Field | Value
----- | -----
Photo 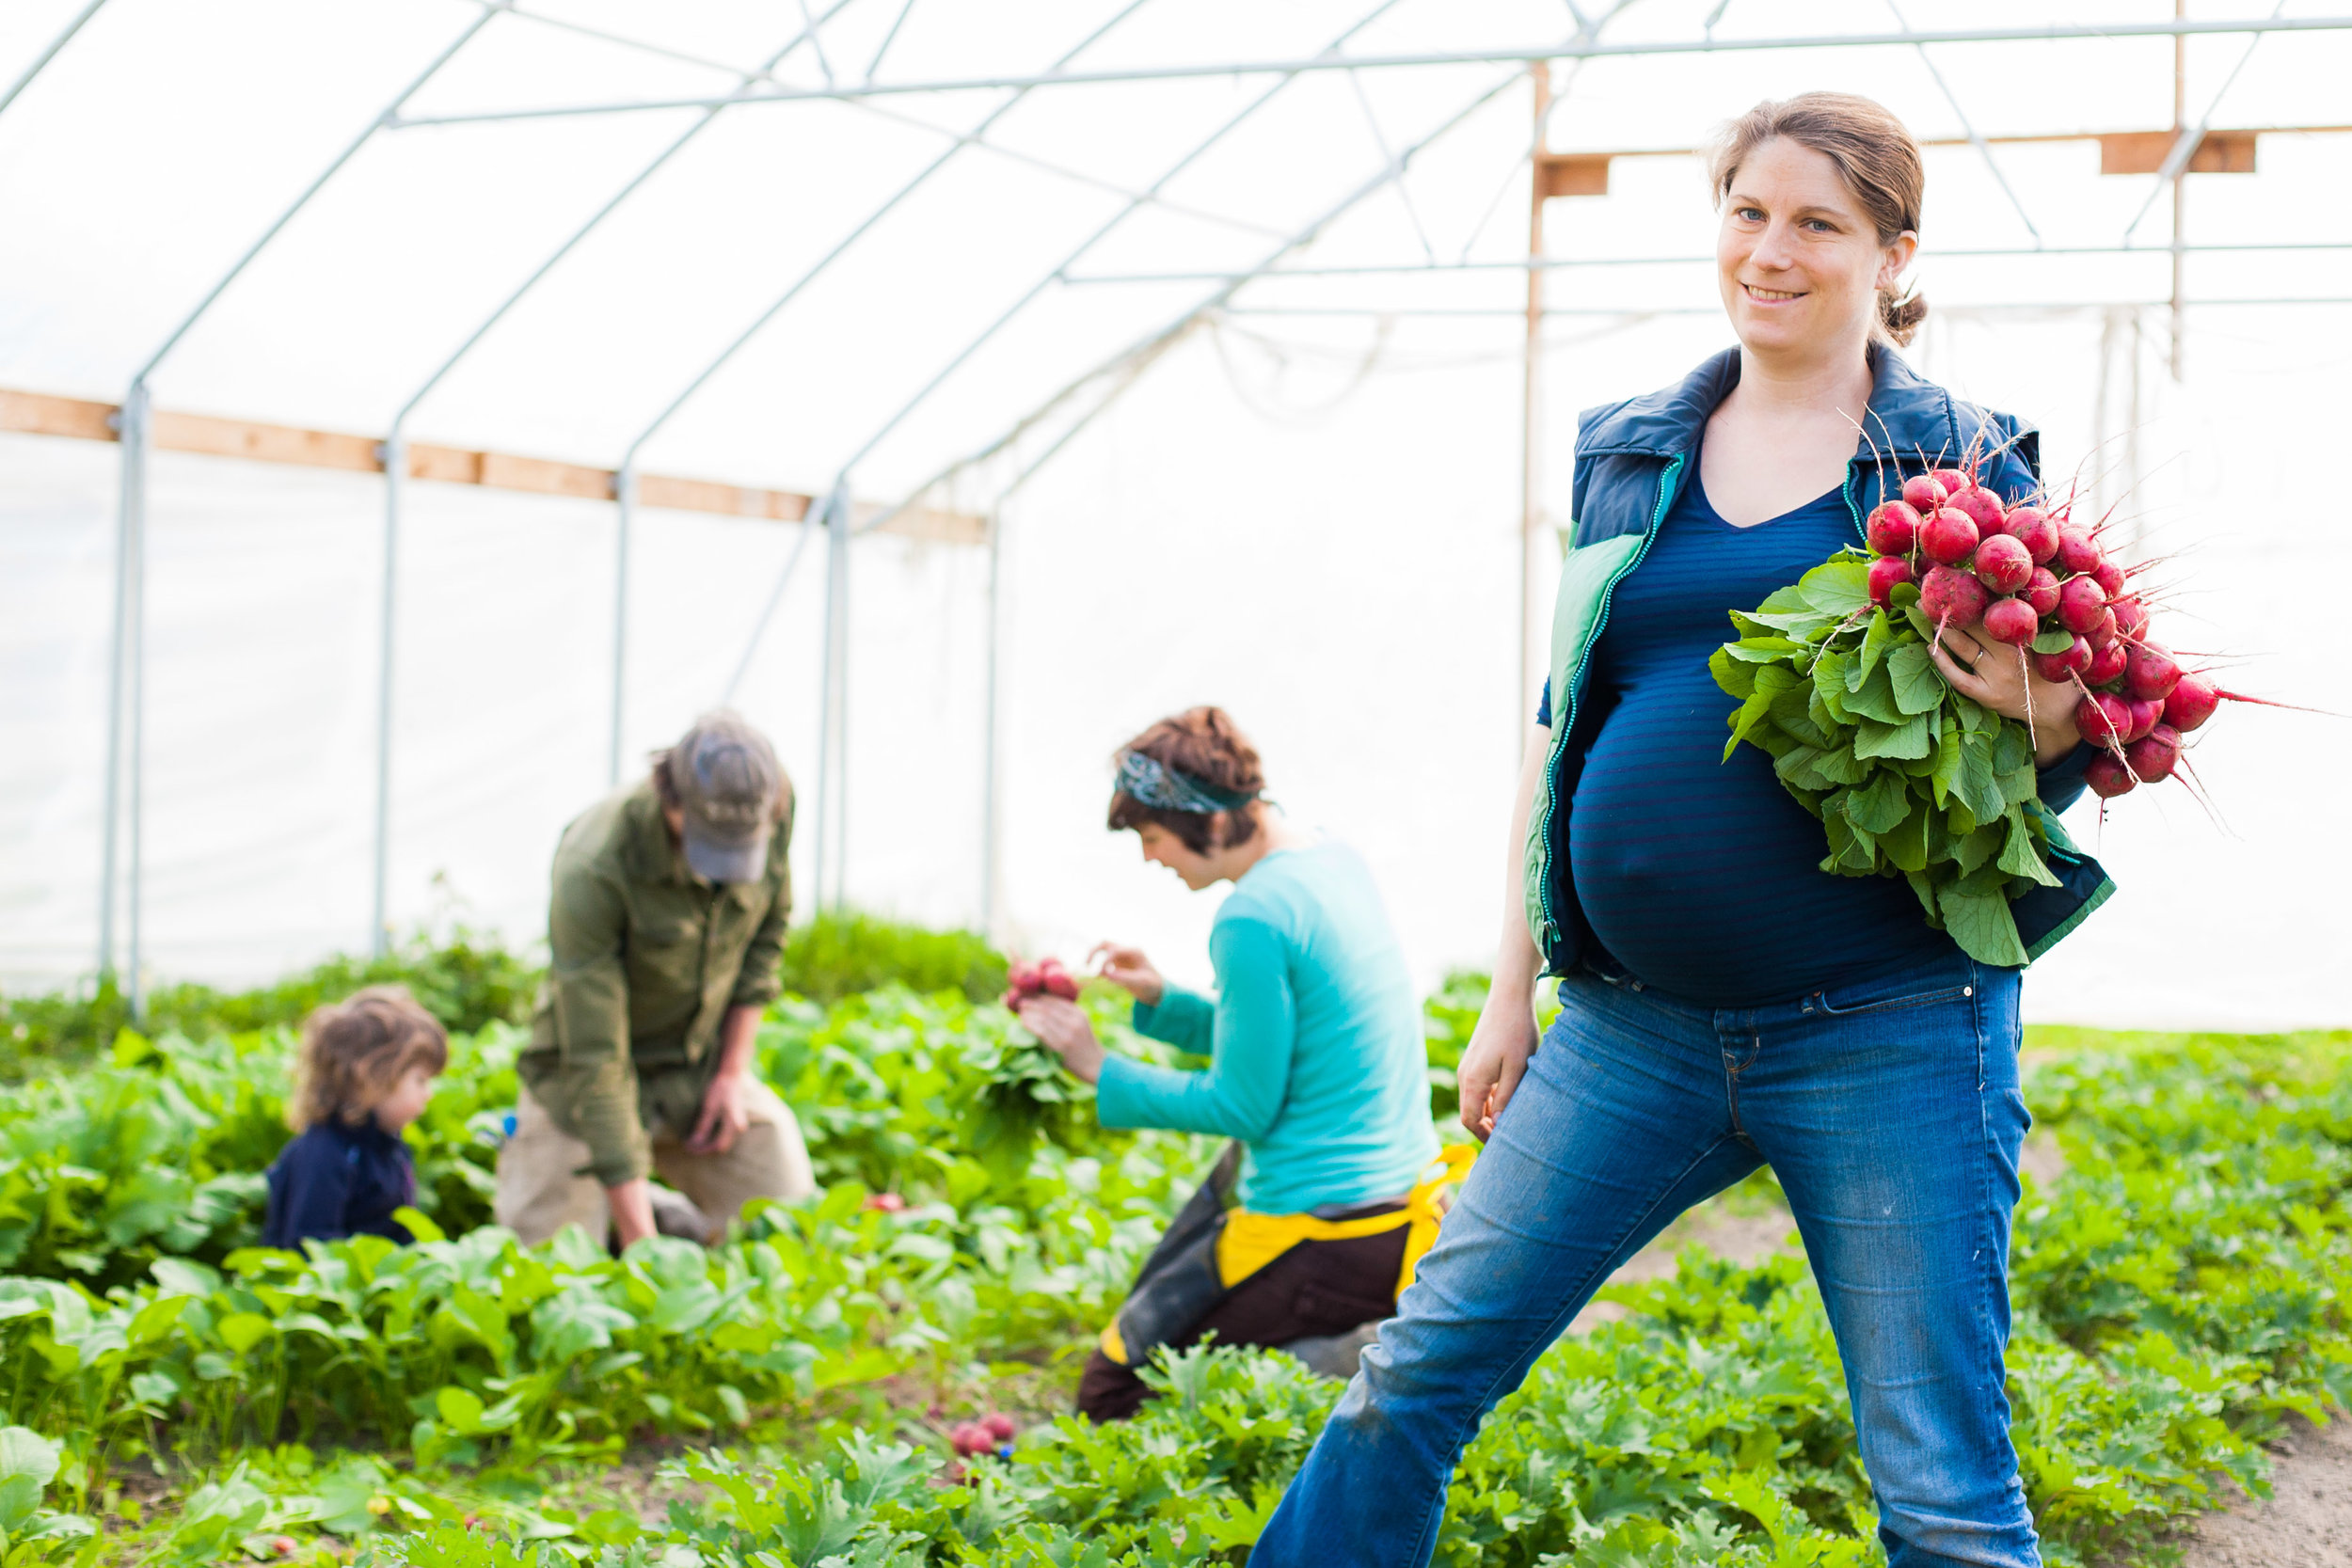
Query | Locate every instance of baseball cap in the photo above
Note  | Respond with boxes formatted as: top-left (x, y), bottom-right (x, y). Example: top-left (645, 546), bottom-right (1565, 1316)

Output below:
top-left (668, 712), bottom-right (784, 883)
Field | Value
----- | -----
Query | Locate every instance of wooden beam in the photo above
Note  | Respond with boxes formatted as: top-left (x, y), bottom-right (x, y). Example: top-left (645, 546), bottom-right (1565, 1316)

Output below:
top-left (0, 385), bottom-right (982, 542)
top-left (476, 449), bottom-right (614, 501)
top-left (851, 499), bottom-right (989, 546)
top-left (1535, 151), bottom-right (1610, 198)
top-left (638, 472), bottom-right (812, 522)
top-left (1581, 121), bottom-right (2343, 161)
top-left (405, 442), bottom-right (477, 484)
top-left (0, 388), bottom-right (117, 442)
top-left (153, 408), bottom-right (382, 471)
top-left (2099, 129), bottom-right (2258, 175)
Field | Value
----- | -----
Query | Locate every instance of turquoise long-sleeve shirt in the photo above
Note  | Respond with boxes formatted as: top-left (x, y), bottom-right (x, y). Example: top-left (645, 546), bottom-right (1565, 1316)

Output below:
top-left (1094, 839), bottom-right (1439, 1215)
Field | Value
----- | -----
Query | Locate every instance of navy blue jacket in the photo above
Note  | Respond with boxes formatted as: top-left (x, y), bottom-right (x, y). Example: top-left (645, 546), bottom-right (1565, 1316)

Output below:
top-left (262, 1117), bottom-right (419, 1250)
top-left (1525, 345), bottom-right (2115, 977)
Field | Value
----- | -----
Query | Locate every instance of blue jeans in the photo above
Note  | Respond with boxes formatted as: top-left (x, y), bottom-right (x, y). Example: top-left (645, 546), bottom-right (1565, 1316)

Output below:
top-left (1250, 951), bottom-right (2037, 1568)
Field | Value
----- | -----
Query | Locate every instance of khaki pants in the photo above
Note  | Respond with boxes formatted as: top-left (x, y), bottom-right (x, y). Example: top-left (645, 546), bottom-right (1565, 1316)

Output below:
top-left (494, 1080), bottom-right (814, 1247)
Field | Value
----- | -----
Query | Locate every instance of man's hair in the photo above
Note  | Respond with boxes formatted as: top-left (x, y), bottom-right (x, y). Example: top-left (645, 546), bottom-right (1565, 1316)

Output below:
top-left (288, 986), bottom-right (450, 1132)
top-left (1106, 705), bottom-right (1266, 856)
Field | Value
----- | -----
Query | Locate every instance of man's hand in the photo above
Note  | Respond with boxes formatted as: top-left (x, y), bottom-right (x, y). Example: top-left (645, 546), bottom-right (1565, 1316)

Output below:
top-left (684, 1002), bottom-right (766, 1156)
top-left (608, 1177), bottom-right (657, 1249)
top-left (1017, 995), bottom-right (1106, 1084)
top-left (687, 1068), bottom-right (755, 1155)
top-left (1457, 987), bottom-right (1541, 1143)
top-left (1089, 942), bottom-right (1165, 1006)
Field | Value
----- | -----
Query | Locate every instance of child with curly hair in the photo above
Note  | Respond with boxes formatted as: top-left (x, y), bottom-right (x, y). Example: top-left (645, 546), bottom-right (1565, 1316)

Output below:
top-left (262, 985), bottom-right (448, 1250)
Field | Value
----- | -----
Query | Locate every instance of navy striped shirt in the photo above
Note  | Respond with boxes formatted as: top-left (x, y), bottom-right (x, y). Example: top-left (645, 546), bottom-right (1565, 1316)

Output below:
top-left (1538, 474), bottom-right (1954, 1007)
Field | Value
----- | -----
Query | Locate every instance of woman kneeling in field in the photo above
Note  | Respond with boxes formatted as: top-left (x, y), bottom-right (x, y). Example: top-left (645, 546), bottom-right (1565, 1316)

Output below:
top-left (1013, 706), bottom-right (1460, 1422)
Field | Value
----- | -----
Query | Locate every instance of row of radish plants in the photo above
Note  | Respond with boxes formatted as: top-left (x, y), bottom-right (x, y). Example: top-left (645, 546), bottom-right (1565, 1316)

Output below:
top-left (0, 951), bottom-right (2344, 1566)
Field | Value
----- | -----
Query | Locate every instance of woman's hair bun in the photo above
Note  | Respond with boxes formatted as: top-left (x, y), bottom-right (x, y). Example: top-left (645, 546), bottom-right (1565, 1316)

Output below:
top-left (1880, 289), bottom-right (1929, 347)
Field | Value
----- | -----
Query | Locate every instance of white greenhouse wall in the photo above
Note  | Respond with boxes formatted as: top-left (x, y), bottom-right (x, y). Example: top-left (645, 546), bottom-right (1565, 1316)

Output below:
top-left (8, 307), bottom-right (2346, 1030)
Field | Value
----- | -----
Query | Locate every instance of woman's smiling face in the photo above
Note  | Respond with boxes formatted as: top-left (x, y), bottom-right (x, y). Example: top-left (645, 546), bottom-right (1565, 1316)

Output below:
top-left (1716, 135), bottom-right (1913, 359)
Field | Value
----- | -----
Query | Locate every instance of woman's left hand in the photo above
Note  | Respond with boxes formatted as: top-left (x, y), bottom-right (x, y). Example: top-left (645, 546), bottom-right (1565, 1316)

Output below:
top-left (1928, 625), bottom-right (2083, 767)
top-left (1016, 995), bottom-right (1105, 1085)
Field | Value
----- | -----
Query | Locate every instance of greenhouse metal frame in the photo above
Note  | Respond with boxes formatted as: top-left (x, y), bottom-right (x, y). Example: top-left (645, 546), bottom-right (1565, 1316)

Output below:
top-left (4, 0), bottom-right (2347, 1009)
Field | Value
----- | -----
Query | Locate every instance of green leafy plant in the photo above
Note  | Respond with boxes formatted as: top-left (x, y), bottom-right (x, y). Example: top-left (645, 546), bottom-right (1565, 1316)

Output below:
top-left (779, 911), bottom-right (1009, 1005)
top-left (0, 1023), bottom-right (520, 1290)
top-left (1711, 550), bottom-right (2070, 964)
top-left (1, 928), bottom-right (539, 1083)
top-left (0, 1427), bottom-right (94, 1566)
top-left (0, 927), bottom-right (2343, 1568)
top-left (1422, 973), bottom-right (1559, 1124)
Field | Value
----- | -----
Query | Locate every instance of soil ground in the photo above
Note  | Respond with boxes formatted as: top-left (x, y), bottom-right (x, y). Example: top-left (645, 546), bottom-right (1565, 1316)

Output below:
top-left (2172, 1415), bottom-right (2352, 1568)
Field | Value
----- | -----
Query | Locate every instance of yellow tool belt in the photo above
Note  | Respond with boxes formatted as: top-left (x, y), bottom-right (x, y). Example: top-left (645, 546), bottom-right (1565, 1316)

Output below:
top-left (1214, 1143), bottom-right (1476, 1295)
top-left (1099, 1145), bottom-right (1475, 1369)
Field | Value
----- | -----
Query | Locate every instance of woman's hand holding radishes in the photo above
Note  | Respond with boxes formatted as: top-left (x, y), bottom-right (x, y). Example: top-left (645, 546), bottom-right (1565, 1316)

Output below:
top-left (1006, 957), bottom-right (1104, 1084)
top-left (1859, 464), bottom-right (2239, 798)
top-left (1003, 956), bottom-right (1082, 1008)
top-left (1711, 456), bottom-right (2248, 968)
top-left (1003, 946), bottom-right (1168, 1088)
top-left (1924, 620), bottom-right (2082, 765)
top-left (958, 957), bottom-right (1100, 1167)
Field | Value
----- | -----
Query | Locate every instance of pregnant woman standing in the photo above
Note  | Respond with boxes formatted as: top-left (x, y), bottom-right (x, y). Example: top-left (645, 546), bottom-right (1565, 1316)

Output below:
top-left (1251, 94), bottom-right (2112, 1568)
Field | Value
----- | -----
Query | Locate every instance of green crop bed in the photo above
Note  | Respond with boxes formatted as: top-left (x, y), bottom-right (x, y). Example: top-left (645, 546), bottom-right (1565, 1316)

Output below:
top-left (0, 937), bottom-right (2344, 1567)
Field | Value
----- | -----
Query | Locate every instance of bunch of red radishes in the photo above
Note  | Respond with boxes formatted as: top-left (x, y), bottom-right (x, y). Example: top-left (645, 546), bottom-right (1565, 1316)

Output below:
top-left (1003, 958), bottom-right (1080, 1009)
top-left (1864, 466), bottom-right (2226, 800)
top-left (950, 1412), bottom-right (1018, 1459)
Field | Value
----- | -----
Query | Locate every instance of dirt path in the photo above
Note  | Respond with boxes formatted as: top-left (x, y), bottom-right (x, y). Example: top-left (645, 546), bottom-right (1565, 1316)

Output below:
top-left (1564, 1202), bottom-right (1794, 1334)
top-left (2175, 1414), bottom-right (2352, 1568)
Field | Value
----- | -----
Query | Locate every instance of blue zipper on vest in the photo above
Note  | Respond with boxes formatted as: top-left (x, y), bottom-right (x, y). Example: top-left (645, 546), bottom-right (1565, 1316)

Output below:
top-left (1534, 451), bottom-right (1686, 966)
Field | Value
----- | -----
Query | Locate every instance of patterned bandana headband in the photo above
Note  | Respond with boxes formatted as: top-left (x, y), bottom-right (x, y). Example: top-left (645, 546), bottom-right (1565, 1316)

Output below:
top-left (1115, 750), bottom-right (1261, 816)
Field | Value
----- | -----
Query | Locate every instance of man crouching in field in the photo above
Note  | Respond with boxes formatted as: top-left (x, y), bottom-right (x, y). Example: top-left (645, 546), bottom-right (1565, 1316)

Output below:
top-left (495, 712), bottom-right (814, 1249)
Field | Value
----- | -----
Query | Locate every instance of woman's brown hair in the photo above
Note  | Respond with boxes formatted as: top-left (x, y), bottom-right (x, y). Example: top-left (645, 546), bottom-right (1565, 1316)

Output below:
top-left (1709, 92), bottom-right (1928, 346)
top-left (1106, 706), bottom-right (1267, 857)
top-left (288, 986), bottom-right (449, 1132)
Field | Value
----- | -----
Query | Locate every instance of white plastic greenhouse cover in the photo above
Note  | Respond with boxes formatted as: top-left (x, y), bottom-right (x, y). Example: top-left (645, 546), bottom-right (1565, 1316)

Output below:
top-left (3, 0), bottom-right (2348, 1029)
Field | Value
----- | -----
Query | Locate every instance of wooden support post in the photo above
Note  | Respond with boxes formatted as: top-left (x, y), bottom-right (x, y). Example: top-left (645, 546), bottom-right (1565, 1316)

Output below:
top-left (611, 467), bottom-right (635, 788)
top-left (1519, 62), bottom-right (1551, 749)
top-left (2172, 0), bottom-right (2187, 381)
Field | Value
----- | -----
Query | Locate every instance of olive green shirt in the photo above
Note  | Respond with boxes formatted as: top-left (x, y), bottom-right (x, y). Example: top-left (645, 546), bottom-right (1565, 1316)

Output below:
top-left (520, 779), bottom-right (793, 1187)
